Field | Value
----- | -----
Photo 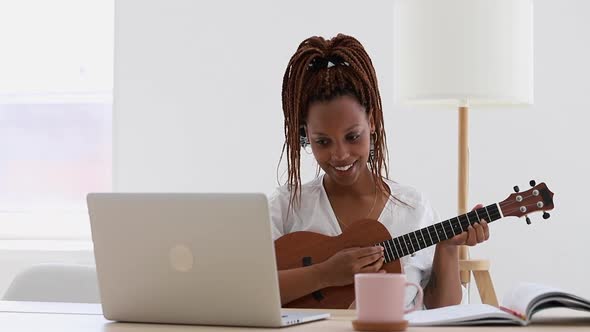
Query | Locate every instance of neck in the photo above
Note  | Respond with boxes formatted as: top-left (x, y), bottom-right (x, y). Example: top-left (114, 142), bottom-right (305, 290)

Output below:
top-left (323, 164), bottom-right (376, 197)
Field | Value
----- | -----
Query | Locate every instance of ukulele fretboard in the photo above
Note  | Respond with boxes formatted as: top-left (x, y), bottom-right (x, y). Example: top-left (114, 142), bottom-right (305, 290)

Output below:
top-left (378, 203), bottom-right (502, 263)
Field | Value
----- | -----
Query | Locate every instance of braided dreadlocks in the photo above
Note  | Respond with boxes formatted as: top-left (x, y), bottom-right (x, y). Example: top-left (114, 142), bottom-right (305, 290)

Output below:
top-left (280, 34), bottom-right (390, 208)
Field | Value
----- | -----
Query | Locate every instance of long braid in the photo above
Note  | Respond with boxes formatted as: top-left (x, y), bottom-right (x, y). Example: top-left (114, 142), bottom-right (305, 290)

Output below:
top-left (280, 34), bottom-right (391, 209)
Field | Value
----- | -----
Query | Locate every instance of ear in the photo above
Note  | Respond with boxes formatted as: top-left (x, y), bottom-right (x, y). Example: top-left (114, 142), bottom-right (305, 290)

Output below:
top-left (299, 124), bottom-right (307, 138)
top-left (368, 111), bottom-right (375, 133)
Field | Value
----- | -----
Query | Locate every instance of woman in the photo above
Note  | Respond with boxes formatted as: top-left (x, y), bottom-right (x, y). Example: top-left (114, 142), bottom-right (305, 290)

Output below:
top-left (270, 34), bottom-right (489, 309)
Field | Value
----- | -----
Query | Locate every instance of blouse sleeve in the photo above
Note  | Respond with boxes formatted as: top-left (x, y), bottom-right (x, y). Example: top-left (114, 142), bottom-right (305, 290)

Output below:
top-left (403, 195), bottom-right (468, 309)
top-left (268, 187), bottom-right (287, 241)
top-left (402, 194), bottom-right (439, 309)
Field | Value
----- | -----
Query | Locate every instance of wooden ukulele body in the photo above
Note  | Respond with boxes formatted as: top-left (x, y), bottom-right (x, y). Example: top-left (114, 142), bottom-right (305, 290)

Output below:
top-left (274, 219), bottom-right (401, 309)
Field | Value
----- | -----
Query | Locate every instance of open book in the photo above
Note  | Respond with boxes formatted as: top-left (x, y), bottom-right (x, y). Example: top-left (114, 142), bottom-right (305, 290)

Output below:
top-left (406, 282), bottom-right (590, 326)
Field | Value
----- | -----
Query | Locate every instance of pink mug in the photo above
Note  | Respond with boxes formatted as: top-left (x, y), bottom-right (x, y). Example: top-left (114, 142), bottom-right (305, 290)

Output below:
top-left (354, 273), bottom-right (423, 322)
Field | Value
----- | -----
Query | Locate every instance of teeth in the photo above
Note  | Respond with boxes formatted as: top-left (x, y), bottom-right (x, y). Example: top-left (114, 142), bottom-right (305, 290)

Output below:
top-left (335, 163), bottom-right (354, 171)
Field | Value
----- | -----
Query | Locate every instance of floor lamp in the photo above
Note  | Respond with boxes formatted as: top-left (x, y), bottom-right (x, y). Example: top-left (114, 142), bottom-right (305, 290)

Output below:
top-left (393, 0), bottom-right (534, 306)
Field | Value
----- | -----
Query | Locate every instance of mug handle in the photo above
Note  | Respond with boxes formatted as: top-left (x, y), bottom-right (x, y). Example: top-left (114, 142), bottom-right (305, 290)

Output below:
top-left (403, 282), bottom-right (423, 314)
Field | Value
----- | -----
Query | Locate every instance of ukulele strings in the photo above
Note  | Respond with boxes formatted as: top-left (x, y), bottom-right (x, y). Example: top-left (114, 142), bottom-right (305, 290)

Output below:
top-left (379, 191), bottom-right (545, 258)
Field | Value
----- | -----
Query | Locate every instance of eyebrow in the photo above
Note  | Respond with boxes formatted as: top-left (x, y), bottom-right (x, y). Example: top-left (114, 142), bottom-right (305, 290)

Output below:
top-left (312, 124), bottom-right (361, 136)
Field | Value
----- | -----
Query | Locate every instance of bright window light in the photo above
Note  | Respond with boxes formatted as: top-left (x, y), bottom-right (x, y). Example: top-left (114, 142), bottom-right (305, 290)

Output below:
top-left (0, 0), bottom-right (113, 240)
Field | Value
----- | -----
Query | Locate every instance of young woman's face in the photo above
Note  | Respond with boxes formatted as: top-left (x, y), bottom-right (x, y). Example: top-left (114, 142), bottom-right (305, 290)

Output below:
top-left (305, 95), bottom-right (374, 187)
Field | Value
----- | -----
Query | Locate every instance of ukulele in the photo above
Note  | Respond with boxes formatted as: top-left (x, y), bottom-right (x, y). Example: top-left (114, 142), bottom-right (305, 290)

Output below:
top-left (274, 181), bottom-right (554, 309)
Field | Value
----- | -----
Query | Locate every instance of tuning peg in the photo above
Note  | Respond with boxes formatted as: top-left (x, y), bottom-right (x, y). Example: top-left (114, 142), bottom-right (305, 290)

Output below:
top-left (525, 216), bottom-right (531, 225)
top-left (543, 212), bottom-right (550, 219)
top-left (513, 186), bottom-right (520, 193)
top-left (530, 180), bottom-right (536, 187)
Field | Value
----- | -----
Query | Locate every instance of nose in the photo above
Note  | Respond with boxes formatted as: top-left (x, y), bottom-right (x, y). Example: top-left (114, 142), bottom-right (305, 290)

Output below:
top-left (331, 141), bottom-right (350, 162)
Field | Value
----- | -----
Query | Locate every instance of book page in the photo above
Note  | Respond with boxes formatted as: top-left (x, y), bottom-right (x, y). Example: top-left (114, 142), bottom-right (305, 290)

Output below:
top-left (501, 282), bottom-right (590, 319)
top-left (406, 304), bottom-right (523, 326)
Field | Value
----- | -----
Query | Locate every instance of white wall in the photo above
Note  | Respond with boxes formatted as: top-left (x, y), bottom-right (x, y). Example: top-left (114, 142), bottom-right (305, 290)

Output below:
top-left (114, 0), bottom-right (590, 303)
top-left (113, 0), bottom-right (396, 193)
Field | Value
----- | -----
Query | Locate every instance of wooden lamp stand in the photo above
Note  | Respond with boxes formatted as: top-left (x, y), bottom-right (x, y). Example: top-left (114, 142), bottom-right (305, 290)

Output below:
top-left (458, 105), bottom-right (499, 307)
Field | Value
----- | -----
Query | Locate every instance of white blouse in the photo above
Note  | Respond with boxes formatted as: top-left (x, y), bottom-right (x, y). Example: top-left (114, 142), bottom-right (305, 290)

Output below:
top-left (269, 174), bottom-right (441, 309)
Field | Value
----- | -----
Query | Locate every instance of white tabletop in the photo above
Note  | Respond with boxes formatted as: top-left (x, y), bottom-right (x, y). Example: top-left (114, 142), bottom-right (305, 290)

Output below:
top-left (1, 301), bottom-right (589, 332)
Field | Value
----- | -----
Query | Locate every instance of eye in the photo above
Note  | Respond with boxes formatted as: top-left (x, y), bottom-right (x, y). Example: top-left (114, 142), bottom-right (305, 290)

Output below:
top-left (347, 134), bottom-right (361, 142)
top-left (315, 138), bottom-right (330, 146)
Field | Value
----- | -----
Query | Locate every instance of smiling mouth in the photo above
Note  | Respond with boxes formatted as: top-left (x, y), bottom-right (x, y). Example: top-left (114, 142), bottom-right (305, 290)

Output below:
top-left (333, 161), bottom-right (356, 172)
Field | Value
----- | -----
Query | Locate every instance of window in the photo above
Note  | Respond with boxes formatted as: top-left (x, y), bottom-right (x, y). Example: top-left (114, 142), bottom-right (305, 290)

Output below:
top-left (0, 0), bottom-right (113, 239)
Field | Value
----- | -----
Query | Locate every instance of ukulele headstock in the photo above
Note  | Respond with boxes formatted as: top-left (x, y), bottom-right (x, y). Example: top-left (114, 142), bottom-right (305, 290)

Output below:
top-left (500, 180), bottom-right (554, 223)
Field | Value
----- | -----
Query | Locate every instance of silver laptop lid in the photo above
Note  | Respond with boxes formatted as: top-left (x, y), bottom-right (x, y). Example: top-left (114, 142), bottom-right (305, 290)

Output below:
top-left (88, 193), bottom-right (284, 327)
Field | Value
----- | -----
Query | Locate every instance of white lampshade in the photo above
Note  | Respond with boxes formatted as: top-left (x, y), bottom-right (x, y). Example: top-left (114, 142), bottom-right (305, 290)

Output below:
top-left (394, 0), bottom-right (533, 105)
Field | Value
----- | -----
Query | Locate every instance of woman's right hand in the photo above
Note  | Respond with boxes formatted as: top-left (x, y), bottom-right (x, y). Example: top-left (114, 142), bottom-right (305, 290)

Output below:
top-left (317, 246), bottom-right (385, 287)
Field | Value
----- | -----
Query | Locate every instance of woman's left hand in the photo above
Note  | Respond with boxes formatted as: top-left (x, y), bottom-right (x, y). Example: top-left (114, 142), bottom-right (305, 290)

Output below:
top-left (442, 204), bottom-right (490, 246)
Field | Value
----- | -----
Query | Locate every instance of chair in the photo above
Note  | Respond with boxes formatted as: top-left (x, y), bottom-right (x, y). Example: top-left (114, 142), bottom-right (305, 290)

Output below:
top-left (2, 263), bottom-right (100, 303)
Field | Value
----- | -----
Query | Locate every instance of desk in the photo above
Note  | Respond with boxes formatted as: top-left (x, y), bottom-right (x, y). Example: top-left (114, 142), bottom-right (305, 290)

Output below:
top-left (0, 301), bottom-right (589, 331)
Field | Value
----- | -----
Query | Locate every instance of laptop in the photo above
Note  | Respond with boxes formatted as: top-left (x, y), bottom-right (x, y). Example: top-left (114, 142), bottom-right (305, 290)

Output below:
top-left (87, 193), bottom-right (329, 327)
